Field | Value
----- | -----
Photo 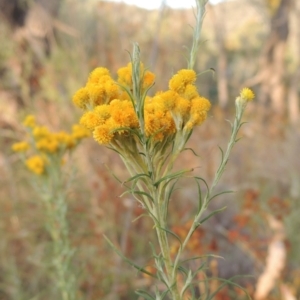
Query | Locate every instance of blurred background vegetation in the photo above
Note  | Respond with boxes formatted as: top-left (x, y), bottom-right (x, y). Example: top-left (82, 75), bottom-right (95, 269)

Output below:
top-left (0, 0), bottom-right (300, 299)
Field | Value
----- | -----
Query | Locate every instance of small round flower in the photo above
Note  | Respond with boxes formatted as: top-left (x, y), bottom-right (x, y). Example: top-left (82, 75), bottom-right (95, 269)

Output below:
top-left (23, 115), bottom-right (36, 128)
top-left (87, 84), bottom-right (105, 106)
top-left (158, 90), bottom-right (178, 110)
top-left (144, 100), bottom-right (175, 141)
top-left (110, 99), bottom-right (139, 129)
top-left (25, 155), bottom-right (46, 175)
top-left (36, 136), bottom-right (59, 153)
top-left (80, 111), bottom-right (103, 131)
top-left (174, 96), bottom-right (190, 117)
top-left (94, 105), bottom-right (111, 121)
top-left (93, 123), bottom-right (114, 144)
top-left (183, 84), bottom-right (199, 100)
top-left (190, 97), bottom-right (211, 114)
top-left (104, 80), bottom-right (120, 102)
top-left (169, 69), bottom-right (197, 93)
top-left (72, 87), bottom-right (90, 109)
top-left (184, 97), bottom-right (211, 129)
top-left (144, 110), bottom-right (164, 141)
top-left (87, 67), bottom-right (110, 84)
top-left (12, 141), bottom-right (30, 152)
top-left (117, 64), bottom-right (133, 87)
top-left (240, 88), bottom-right (255, 102)
top-left (33, 126), bottom-right (50, 139)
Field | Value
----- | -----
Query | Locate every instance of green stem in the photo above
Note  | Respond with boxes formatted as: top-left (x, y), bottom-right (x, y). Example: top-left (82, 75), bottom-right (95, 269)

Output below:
top-left (188, 0), bottom-right (208, 70)
top-left (153, 189), bottom-right (181, 300)
top-left (41, 160), bottom-right (77, 300)
top-left (173, 105), bottom-right (246, 282)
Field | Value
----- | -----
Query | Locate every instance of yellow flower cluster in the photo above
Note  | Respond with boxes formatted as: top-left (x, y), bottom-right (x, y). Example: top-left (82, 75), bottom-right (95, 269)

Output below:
top-left (73, 63), bottom-right (211, 145)
top-left (72, 67), bottom-right (121, 110)
top-left (240, 88), bottom-right (255, 102)
top-left (25, 155), bottom-right (45, 175)
top-left (12, 115), bottom-right (90, 175)
top-left (235, 87), bottom-right (255, 111)
top-left (12, 141), bottom-right (30, 152)
top-left (155, 69), bottom-right (211, 132)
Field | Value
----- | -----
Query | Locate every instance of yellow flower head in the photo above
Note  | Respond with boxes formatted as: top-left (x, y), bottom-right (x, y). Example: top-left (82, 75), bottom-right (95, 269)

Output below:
top-left (86, 74), bottom-right (119, 106)
top-left (80, 111), bottom-right (103, 131)
top-left (144, 113), bottom-right (164, 141)
top-left (240, 88), bottom-right (255, 102)
top-left (190, 97), bottom-right (211, 114)
top-left (183, 84), bottom-right (199, 100)
top-left (118, 62), bottom-right (153, 91)
top-left (36, 136), bottom-right (59, 153)
top-left (33, 126), bottom-right (50, 139)
top-left (12, 141), bottom-right (30, 152)
top-left (158, 90), bottom-right (179, 110)
top-left (94, 104), bottom-right (111, 121)
top-left (110, 99), bottom-right (139, 129)
top-left (72, 87), bottom-right (90, 110)
top-left (87, 67), bottom-right (110, 85)
top-left (117, 63), bottom-right (133, 87)
top-left (142, 70), bottom-right (155, 90)
top-left (23, 115), bottom-right (36, 128)
top-left (144, 100), bottom-right (175, 141)
top-left (184, 97), bottom-right (211, 130)
top-left (25, 155), bottom-right (46, 175)
top-left (169, 69), bottom-right (197, 93)
top-left (87, 84), bottom-right (105, 106)
top-left (174, 96), bottom-right (190, 117)
top-left (156, 91), bottom-right (191, 131)
top-left (55, 132), bottom-right (75, 149)
top-left (104, 80), bottom-right (119, 100)
top-left (93, 123), bottom-right (115, 144)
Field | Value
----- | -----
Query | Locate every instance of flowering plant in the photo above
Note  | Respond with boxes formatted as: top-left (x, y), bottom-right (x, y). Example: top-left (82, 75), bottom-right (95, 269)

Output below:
top-left (71, 0), bottom-right (254, 296)
top-left (12, 116), bottom-right (89, 300)
top-left (73, 57), bottom-right (253, 298)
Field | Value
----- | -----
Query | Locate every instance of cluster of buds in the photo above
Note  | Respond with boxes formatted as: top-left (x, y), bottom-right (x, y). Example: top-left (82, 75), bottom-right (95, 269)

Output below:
top-left (72, 62), bottom-right (211, 151)
top-left (12, 115), bottom-right (90, 175)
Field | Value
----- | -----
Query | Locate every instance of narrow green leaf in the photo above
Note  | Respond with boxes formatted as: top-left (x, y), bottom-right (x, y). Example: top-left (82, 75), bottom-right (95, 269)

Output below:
top-left (182, 147), bottom-right (201, 157)
top-left (106, 146), bottom-right (122, 155)
top-left (149, 242), bottom-right (159, 258)
top-left (180, 254), bottom-right (223, 264)
top-left (178, 265), bottom-right (189, 277)
top-left (180, 270), bottom-right (194, 297)
top-left (132, 213), bottom-right (151, 223)
top-left (124, 172), bottom-right (150, 183)
top-left (206, 275), bottom-right (253, 300)
top-left (135, 290), bottom-right (155, 300)
top-left (164, 178), bottom-right (180, 219)
top-left (194, 176), bottom-right (209, 193)
top-left (198, 206), bottom-right (227, 224)
top-left (209, 190), bottom-right (234, 202)
top-left (132, 190), bottom-right (154, 202)
top-left (157, 226), bottom-right (182, 247)
top-left (195, 178), bottom-right (203, 214)
top-left (218, 146), bottom-right (224, 164)
top-left (154, 169), bottom-right (193, 187)
top-left (160, 288), bottom-right (171, 299)
top-left (103, 235), bottom-right (157, 279)
top-left (235, 137), bottom-right (243, 143)
top-left (103, 163), bottom-right (123, 184)
top-left (165, 179), bottom-right (179, 201)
